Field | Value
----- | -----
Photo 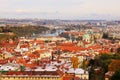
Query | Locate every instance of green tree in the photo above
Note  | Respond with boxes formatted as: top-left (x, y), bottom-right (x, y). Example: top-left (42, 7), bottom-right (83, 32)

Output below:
top-left (102, 33), bottom-right (109, 39)
top-left (117, 47), bottom-right (120, 54)
top-left (10, 26), bottom-right (49, 37)
top-left (20, 65), bottom-right (25, 71)
top-left (89, 54), bottom-right (120, 80)
top-left (97, 54), bottom-right (112, 73)
top-left (76, 36), bottom-right (82, 41)
top-left (111, 70), bottom-right (120, 80)
top-left (89, 66), bottom-right (95, 80)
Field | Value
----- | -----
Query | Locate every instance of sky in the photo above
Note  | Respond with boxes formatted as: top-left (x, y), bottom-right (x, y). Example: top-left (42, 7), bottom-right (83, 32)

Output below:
top-left (0, 0), bottom-right (120, 20)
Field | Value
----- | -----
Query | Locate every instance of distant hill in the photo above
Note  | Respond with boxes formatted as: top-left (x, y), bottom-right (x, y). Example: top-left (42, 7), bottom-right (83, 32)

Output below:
top-left (0, 25), bottom-right (50, 37)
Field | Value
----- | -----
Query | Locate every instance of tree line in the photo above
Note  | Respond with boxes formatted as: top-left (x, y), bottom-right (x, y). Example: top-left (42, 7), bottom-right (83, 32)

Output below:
top-left (0, 26), bottom-right (49, 41)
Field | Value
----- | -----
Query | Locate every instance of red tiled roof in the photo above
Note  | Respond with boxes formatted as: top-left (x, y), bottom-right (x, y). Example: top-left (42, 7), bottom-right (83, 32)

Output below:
top-left (57, 46), bottom-right (86, 52)
top-left (35, 50), bottom-right (49, 53)
top-left (35, 40), bottom-right (44, 44)
top-left (16, 58), bottom-right (26, 64)
top-left (20, 44), bottom-right (29, 48)
top-left (88, 45), bottom-right (102, 50)
top-left (24, 62), bottom-right (37, 68)
top-left (0, 41), bottom-right (18, 47)
top-left (0, 59), bottom-right (8, 64)
top-left (27, 53), bottom-right (39, 59)
top-left (62, 75), bottom-right (80, 80)
top-left (59, 42), bottom-right (76, 46)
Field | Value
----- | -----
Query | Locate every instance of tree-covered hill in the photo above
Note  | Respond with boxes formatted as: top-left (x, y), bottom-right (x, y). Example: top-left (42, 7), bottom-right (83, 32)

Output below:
top-left (0, 26), bottom-right (49, 37)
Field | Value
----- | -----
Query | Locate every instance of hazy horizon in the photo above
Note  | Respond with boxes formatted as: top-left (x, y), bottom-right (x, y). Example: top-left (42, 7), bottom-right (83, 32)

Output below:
top-left (0, 0), bottom-right (120, 20)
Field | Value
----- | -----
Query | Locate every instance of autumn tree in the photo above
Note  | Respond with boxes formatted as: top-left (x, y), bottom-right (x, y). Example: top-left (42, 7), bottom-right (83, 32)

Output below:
top-left (0, 28), bottom-right (2, 32)
top-left (71, 56), bottom-right (79, 68)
